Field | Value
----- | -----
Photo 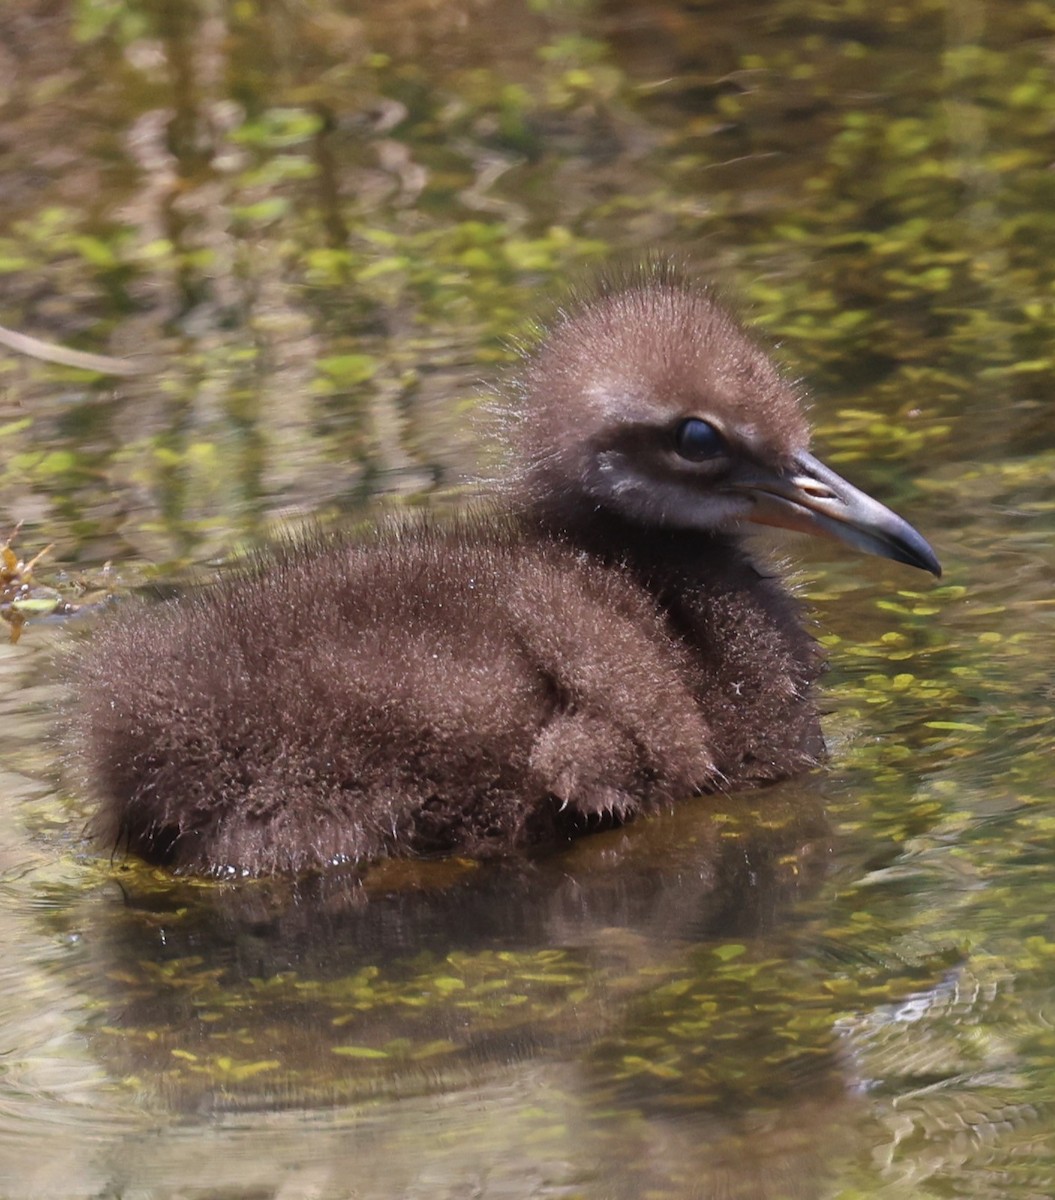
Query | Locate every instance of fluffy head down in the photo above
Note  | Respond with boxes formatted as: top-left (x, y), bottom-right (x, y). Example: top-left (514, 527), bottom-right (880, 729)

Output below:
top-left (507, 269), bottom-right (809, 529)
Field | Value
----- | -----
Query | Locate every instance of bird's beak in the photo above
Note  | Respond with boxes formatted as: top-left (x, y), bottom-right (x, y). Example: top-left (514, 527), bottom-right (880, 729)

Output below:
top-left (727, 450), bottom-right (941, 576)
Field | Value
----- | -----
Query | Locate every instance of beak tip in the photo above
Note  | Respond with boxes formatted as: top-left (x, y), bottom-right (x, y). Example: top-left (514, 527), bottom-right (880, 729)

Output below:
top-left (891, 540), bottom-right (941, 579)
top-left (904, 535), bottom-right (942, 579)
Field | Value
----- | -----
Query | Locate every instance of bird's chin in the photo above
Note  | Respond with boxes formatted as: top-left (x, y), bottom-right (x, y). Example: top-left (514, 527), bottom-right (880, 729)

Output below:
top-left (603, 481), bottom-right (755, 534)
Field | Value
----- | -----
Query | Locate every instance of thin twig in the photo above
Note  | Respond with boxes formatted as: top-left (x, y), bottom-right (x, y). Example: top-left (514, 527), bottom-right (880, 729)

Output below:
top-left (0, 322), bottom-right (150, 376)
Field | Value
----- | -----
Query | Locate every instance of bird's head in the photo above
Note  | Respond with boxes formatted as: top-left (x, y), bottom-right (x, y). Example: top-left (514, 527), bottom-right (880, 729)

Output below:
top-left (510, 273), bottom-right (939, 576)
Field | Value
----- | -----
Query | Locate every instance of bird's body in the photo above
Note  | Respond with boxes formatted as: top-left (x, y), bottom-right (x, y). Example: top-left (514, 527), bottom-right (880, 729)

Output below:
top-left (75, 272), bottom-right (938, 876)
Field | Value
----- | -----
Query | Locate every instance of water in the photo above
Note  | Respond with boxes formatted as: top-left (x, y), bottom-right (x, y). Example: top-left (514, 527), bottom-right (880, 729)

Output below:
top-left (1, 1), bottom-right (1054, 1196)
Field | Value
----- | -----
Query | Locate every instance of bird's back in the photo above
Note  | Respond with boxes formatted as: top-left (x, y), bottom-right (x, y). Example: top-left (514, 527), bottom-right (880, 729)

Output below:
top-left (79, 515), bottom-right (784, 874)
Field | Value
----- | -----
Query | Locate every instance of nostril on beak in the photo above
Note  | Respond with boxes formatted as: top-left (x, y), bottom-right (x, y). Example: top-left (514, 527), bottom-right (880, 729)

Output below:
top-left (793, 477), bottom-right (838, 502)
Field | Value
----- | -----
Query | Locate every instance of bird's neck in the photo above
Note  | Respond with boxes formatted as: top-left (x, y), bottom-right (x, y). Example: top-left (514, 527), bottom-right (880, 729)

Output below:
top-left (518, 494), bottom-right (759, 595)
top-left (513, 493), bottom-right (824, 757)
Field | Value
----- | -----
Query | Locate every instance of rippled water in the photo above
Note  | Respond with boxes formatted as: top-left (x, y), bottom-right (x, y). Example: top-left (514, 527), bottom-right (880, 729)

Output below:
top-left (1, 1), bottom-right (1054, 1197)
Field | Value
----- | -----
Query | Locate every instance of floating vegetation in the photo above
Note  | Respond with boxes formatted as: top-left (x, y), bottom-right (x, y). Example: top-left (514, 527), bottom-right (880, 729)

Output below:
top-left (0, 525), bottom-right (77, 643)
top-left (90, 942), bottom-right (602, 1110)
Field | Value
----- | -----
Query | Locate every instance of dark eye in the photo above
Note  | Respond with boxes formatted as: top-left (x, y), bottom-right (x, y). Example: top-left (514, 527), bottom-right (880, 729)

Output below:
top-left (674, 418), bottom-right (725, 462)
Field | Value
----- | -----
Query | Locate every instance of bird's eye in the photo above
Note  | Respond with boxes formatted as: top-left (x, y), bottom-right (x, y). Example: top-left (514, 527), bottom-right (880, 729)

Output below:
top-left (674, 418), bottom-right (726, 463)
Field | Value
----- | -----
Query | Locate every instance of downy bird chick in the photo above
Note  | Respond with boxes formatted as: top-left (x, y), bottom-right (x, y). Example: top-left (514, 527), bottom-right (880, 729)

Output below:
top-left (75, 271), bottom-right (939, 876)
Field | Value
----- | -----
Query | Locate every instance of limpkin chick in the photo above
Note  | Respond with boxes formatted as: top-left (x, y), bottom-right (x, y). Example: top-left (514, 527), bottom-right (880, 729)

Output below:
top-left (75, 273), bottom-right (940, 876)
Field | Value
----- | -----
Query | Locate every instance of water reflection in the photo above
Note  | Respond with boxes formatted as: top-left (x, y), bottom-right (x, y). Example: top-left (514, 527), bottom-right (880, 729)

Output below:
top-left (63, 787), bottom-right (827, 1108)
top-left (29, 778), bottom-right (871, 1199)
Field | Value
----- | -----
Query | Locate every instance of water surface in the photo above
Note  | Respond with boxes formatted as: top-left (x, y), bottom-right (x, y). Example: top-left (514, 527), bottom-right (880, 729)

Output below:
top-left (1, 1), bottom-right (1054, 1197)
